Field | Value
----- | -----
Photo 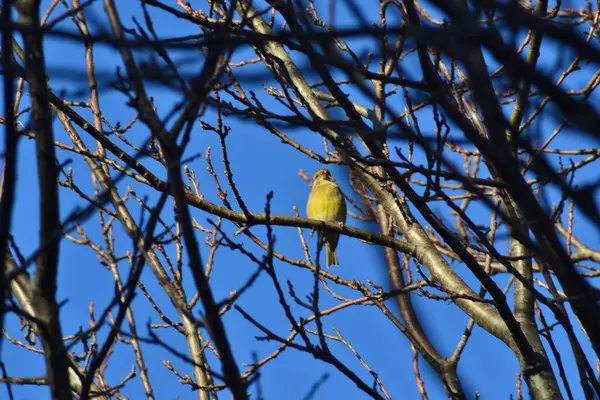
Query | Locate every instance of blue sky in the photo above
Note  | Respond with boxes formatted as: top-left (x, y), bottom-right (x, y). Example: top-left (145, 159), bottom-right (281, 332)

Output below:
top-left (2, 0), bottom-right (599, 399)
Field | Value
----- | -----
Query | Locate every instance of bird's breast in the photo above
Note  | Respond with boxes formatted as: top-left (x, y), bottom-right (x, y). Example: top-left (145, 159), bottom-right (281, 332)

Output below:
top-left (307, 183), bottom-right (346, 222)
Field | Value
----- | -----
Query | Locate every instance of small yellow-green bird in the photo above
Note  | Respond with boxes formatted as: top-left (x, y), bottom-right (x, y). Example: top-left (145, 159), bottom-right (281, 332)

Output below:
top-left (306, 169), bottom-right (347, 267)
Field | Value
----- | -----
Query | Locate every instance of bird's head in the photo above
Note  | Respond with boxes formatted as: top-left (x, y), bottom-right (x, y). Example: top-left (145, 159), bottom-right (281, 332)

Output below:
top-left (313, 169), bottom-right (335, 183)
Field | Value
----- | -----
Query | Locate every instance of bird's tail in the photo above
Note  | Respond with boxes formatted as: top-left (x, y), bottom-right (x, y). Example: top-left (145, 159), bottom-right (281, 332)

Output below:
top-left (325, 243), bottom-right (339, 267)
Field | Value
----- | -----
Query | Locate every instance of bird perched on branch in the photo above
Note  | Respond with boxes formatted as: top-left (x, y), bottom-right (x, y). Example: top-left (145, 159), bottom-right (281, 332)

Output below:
top-left (306, 169), bottom-right (347, 267)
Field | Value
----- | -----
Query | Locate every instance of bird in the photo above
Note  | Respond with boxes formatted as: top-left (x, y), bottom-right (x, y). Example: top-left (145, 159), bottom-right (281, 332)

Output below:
top-left (306, 169), bottom-right (347, 267)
